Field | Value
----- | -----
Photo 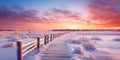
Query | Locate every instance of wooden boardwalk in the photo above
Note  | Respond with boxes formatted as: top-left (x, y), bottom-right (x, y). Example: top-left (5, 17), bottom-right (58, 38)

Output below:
top-left (39, 37), bottom-right (72, 60)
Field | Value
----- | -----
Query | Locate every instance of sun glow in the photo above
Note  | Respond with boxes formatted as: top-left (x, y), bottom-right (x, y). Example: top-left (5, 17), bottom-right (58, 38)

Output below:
top-left (68, 24), bottom-right (79, 29)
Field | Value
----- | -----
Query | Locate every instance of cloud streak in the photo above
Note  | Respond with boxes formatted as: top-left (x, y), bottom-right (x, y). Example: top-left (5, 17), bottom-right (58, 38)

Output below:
top-left (42, 8), bottom-right (82, 22)
top-left (0, 5), bottom-right (39, 23)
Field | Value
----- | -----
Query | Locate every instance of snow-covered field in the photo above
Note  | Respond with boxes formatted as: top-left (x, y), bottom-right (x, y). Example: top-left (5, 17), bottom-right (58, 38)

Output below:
top-left (68, 31), bottom-right (120, 60)
top-left (0, 31), bottom-right (120, 60)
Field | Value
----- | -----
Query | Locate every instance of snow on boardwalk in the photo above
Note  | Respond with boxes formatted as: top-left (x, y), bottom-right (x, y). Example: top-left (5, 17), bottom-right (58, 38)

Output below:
top-left (38, 34), bottom-right (72, 60)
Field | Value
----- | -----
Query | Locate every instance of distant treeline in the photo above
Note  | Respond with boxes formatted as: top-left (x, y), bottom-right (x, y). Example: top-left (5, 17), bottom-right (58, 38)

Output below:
top-left (0, 29), bottom-right (15, 31)
top-left (52, 29), bottom-right (120, 31)
top-left (0, 29), bottom-right (30, 31)
top-left (0, 29), bottom-right (120, 31)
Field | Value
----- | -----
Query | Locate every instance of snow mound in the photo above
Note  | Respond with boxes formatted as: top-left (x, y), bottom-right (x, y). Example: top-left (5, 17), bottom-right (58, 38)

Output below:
top-left (90, 55), bottom-right (115, 60)
top-left (20, 35), bottom-right (29, 39)
top-left (69, 44), bottom-right (89, 57)
top-left (79, 45), bottom-right (89, 56)
top-left (82, 42), bottom-right (97, 50)
top-left (2, 42), bottom-right (16, 48)
top-left (11, 37), bottom-right (21, 42)
top-left (69, 40), bottom-right (81, 44)
top-left (91, 37), bottom-right (102, 41)
top-left (78, 37), bottom-right (90, 43)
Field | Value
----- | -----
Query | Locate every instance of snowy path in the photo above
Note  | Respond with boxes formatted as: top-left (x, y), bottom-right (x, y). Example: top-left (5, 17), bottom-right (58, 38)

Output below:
top-left (37, 34), bottom-right (72, 60)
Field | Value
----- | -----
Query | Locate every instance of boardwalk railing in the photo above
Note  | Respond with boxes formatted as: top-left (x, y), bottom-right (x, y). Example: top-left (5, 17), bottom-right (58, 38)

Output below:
top-left (16, 33), bottom-right (66, 60)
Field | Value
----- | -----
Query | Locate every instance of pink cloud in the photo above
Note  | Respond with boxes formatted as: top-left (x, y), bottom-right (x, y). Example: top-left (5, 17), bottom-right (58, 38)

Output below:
top-left (87, 0), bottom-right (120, 27)
top-left (43, 8), bottom-right (82, 22)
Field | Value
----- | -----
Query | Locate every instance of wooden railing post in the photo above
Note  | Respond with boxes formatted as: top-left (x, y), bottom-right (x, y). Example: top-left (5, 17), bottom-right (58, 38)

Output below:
top-left (50, 34), bottom-right (52, 41)
top-left (37, 37), bottom-right (40, 49)
top-left (52, 34), bottom-right (54, 40)
top-left (55, 34), bottom-right (57, 38)
top-left (44, 35), bottom-right (47, 44)
top-left (17, 41), bottom-right (22, 60)
top-left (53, 34), bottom-right (54, 39)
top-left (47, 35), bottom-right (49, 43)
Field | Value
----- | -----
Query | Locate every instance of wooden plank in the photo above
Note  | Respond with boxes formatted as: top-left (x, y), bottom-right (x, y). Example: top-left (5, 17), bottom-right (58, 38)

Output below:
top-left (22, 40), bottom-right (36, 48)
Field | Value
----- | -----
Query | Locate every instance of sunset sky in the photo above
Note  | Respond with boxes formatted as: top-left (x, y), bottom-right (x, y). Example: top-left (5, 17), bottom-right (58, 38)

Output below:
top-left (0, 0), bottom-right (120, 30)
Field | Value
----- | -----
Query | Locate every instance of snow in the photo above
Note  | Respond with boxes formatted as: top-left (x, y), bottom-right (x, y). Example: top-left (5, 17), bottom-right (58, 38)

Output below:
top-left (0, 31), bottom-right (120, 60)
top-left (0, 47), bottom-right (17, 60)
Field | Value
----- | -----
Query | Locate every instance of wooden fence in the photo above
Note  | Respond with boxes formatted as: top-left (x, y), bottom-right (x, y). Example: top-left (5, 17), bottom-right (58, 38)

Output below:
top-left (16, 33), bottom-right (66, 60)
